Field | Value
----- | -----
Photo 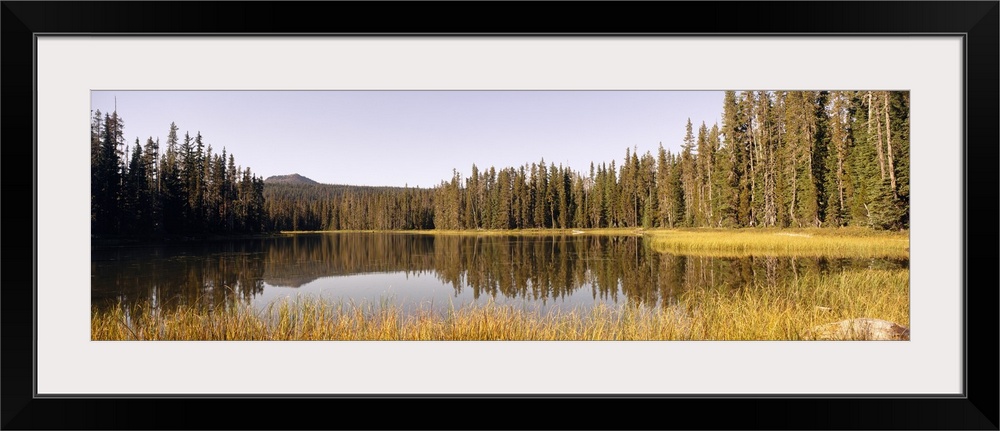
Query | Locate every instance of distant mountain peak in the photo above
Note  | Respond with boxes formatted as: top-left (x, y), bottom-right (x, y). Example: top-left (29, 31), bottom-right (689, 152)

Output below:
top-left (264, 174), bottom-right (319, 185)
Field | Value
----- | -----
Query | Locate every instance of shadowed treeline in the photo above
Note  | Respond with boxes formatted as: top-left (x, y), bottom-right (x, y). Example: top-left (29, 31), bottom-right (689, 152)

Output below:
top-left (93, 233), bottom-right (907, 314)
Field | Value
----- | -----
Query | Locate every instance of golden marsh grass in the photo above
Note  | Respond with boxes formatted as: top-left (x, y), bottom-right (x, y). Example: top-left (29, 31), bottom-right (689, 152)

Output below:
top-left (646, 227), bottom-right (909, 258)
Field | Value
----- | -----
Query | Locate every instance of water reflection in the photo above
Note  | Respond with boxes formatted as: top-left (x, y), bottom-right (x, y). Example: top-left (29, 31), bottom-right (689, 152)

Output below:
top-left (92, 233), bottom-right (908, 314)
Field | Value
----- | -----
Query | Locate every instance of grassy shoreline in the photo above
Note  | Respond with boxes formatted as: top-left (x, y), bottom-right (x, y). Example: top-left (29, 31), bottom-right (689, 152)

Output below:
top-left (93, 267), bottom-right (908, 341)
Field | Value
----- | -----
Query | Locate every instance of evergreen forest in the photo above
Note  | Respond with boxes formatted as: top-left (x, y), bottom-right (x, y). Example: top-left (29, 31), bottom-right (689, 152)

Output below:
top-left (91, 114), bottom-right (268, 237)
top-left (92, 91), bottom-right (909, 237)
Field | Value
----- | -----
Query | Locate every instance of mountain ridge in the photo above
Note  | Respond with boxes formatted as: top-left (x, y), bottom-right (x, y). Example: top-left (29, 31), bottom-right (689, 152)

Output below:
top-left (264, 173), bottom-right (319, 185)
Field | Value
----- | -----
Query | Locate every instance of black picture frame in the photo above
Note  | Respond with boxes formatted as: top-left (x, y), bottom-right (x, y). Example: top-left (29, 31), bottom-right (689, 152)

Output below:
top-left (3, 2), bottom-right (997, 429)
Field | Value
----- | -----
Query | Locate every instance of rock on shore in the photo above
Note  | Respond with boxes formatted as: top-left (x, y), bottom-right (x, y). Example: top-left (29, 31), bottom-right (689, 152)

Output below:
top-left (807, 318), bottom-right (910, 340)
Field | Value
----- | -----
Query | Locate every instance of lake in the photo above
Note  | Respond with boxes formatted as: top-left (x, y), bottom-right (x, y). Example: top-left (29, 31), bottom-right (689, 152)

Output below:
top-left (92, 232), bottom-right (908, 317)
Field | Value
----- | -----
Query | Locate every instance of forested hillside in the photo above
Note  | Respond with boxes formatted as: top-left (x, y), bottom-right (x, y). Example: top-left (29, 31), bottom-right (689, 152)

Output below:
top-left (263, 183), bottom-right (434, 231)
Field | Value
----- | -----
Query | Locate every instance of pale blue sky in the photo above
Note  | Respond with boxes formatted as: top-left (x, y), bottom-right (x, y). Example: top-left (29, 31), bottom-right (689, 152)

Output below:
top-left (92, 91), bottom-right (724, 188)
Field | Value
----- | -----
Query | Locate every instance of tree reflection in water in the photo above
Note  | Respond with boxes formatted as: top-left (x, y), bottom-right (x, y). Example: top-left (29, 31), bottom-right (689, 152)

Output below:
top-left (92, 233), bottom-right (907, 315)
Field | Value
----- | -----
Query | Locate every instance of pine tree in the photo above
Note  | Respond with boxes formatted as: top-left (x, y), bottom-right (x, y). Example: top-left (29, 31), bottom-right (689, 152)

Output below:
top-left (718, 91), bottom-right (743, 227)
top-left (93, 112), bottom-right (123, 235)
top-left (782, 91), bottom-right (822, 227)
top-left (667, 152), bottom-right (684, 227)
top-left (707, 124), bottom-right (725, 227)
top-left (90, 110), bottom-right (104, 233)
top-left (605, 160), bottom-right (617, 227)
top-left (532, 160), bottom-right (548, 228)
top-left (638, 151), bottom-right (657, 228)
top-left (812, 91), bottom-right (831, 226)
top-left (855, 91), bottom-right (909, 230)
top-left (695, 121), bottom-right (713, 226)
top-left (680, 119), bottom-right (697, 226)
top-left (656, 145), bottom-right (673, 227)
top-left (496, 167), bottom-right (513, 229)
top-left (571, 172), bottom-right (586, 228)
top-left (823, 91), bottom-right (852, 226)
top-left (735, 92), bottom-right (754, 226)
top-left (556, 165), bottom-right (570, 229)
top-left (123, 139), bottom-right (151, 235)
top-left (226, 153), bottom-right (239, 232)
top-left (888, 91), bottom-right (910, 228)
top-left (867, 177), bottom-right (905, 230)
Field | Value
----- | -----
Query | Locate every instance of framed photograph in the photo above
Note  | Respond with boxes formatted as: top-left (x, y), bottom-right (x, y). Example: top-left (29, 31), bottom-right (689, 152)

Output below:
top-left (4, 2), bottom-right (996, 429)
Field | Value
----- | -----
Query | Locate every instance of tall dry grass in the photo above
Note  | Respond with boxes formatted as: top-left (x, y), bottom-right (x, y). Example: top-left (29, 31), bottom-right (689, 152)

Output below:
top-left (646, 227), bottom-right (909, 258)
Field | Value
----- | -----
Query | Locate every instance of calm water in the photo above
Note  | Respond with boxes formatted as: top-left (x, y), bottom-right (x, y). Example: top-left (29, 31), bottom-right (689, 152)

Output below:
top-left (92, 233), bottom-right (908, 315)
